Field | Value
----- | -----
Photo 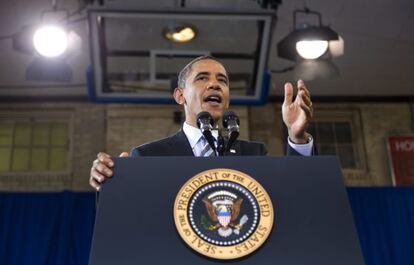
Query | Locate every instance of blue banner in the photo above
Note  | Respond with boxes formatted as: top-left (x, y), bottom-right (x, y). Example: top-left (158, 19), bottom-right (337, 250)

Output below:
top-left (0, 188), bottom-right (413, 265)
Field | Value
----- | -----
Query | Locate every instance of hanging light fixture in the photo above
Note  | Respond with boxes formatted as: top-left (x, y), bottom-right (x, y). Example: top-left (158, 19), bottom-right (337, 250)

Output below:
top-left (33, 25), bottom-right (68, 57)
top-left (11, 1), bottom-right (83, 82)
top-left (295, 39), bottom-right (328, 59)
top-left (163, 25), bottom-right (197, 43)
top-left (277, 7), bottom-right (344, 61)
top-left (12, 3), bottom-right (81, 59)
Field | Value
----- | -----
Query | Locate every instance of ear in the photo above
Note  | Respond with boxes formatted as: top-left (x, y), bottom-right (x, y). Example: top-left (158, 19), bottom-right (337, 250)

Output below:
top-left (173, 87), bottom-right (185, 105)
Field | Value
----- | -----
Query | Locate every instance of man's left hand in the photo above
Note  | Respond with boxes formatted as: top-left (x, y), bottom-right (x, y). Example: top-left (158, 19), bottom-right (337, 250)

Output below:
top-left (282, 80), bottom-right (313, 144)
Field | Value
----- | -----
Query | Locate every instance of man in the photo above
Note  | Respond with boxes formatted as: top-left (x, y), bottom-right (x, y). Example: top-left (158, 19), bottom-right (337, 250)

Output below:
top-left (90, 56), bottom-right (314, 191)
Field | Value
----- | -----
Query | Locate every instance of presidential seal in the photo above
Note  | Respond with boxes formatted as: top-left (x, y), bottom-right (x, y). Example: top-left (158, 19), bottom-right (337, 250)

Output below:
top-left (173, 168), bottom-right (274, 260)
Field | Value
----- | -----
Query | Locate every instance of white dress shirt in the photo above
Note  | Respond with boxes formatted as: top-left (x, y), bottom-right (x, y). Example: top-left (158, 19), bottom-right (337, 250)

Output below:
top-left (183, 122), bottom-right (219, 156)
top-left (287, 137), bottom-right (314, 156)
top-left (182, 122), bottom-right (313, 156)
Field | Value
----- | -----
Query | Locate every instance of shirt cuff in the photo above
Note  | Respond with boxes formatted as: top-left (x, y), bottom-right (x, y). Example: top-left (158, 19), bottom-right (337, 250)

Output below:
top-left (287, 136), bottom-right (314, 156)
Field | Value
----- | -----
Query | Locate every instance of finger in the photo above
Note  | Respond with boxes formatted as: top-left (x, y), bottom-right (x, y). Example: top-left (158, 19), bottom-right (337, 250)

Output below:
top-left (283, 82), bottom-right (293, 105)
top-left (97, 152), bottom-right (114, 167)
top-left (300, 102), bottom-right (313, 120)
top-left (96, 163), bottom-right (113, 177)
top-left (91, 168), bottom-right (106, 183)
top-left (89, 177), bottom-right (101, 191)
top-left (297, 79), bottom-right (310, 98)
top-left (119, 152), bottom-right (129, 157)
top-left (299, 91), bottom-right (312, 107)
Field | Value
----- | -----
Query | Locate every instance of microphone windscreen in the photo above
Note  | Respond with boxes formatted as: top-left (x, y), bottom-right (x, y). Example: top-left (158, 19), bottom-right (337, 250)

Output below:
top-left (223, 111), bottom-right (239, 128)
top-left (196, 111), bottom-right (214, 128)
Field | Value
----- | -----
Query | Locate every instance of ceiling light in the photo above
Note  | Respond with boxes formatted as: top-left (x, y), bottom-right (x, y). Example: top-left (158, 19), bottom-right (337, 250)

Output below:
top-left (296, 40), bottom-right (328, 59)
top-left (33, 25), bottom-right (68, 57)
top-left (164, 25), bottom-right (196, 43)
top-left (277, 8), bottom-right (343, 61)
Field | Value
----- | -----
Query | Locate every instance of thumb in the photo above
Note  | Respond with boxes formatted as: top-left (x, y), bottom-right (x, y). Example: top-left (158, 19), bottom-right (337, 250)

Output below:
top-left (283, 82), bottom-right (293, 106)
top-left (119, 152), bottom-right (129, 157)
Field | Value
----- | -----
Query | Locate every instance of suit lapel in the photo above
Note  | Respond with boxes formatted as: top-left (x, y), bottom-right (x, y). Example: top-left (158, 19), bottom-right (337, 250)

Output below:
top-left (168, 129), bottom-right (194, 156)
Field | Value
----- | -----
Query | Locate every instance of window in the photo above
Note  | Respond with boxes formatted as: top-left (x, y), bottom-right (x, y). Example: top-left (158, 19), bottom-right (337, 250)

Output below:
top-left (308, 121), bottom-right (358, 169)
top-left (0, 118), bottom-right (70, 173)
top-left (307, 109), bottom-right (367, 173)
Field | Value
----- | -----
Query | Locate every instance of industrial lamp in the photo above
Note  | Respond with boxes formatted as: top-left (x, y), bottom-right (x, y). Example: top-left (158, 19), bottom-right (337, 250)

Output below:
top-left (277, 8), bottom-right (343, 61)
top-left (32, 25), bottom-right (69, 57)
top-left (163, 25), bottom-right (197, 43)
top-left (12, 8), bottom-right (81, 59)
top-left (11, 7), bottom-right (82, 82)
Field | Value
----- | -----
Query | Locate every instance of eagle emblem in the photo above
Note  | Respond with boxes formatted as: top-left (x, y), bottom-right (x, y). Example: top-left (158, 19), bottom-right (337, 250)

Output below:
top-left (174, 169), bottom-right (274, 260)
top-left (201, 190), bottom-right (249, 237)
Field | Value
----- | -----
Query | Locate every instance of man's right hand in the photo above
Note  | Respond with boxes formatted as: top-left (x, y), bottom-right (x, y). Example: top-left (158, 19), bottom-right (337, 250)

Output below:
top-left (89, 151), bottom-right (129, 191)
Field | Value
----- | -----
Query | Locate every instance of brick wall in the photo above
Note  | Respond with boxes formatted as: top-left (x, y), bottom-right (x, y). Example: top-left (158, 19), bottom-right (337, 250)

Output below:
top-left (106, 105), bottom-right (250, 156)
top-left (0, 102), bottom-right (105, 191)
top-left (249, 102), bottom-right (414, 186)
top-left (358, 103), bottom-right (413, 186)
top-left (0, 101), bottom-right (412, 191)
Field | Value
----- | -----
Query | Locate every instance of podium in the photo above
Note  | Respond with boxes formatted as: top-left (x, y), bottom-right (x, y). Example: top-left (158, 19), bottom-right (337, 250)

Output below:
top-left (89, 156), bottom-right (365, 265)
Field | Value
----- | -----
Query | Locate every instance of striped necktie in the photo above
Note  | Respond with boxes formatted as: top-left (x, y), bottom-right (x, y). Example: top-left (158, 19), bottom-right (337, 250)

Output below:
top-left (199, 136), bottom-right (216, 157)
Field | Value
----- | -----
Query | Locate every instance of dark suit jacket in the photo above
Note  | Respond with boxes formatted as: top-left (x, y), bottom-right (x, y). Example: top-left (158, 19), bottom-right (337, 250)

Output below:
top-left (130, 129), bottom-right (303, 157)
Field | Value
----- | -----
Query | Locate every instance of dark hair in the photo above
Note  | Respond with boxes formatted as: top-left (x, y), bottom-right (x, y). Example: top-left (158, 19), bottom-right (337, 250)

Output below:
top-left (177, 55), bottom-right (225, 89)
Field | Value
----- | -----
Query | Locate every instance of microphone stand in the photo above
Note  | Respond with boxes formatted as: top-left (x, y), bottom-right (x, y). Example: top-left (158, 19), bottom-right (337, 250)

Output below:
top-left (222, 111), bottom-right (240, 155)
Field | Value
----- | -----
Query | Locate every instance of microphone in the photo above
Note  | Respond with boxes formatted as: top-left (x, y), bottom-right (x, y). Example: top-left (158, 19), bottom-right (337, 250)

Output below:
top-left (196, 111), bottom-right (216, 154)
top-left (223, 111), bottom-right (240, 153)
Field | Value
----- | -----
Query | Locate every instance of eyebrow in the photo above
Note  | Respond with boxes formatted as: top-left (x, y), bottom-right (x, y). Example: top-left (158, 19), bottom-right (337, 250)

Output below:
top-left (194, 71), bottom-right (229, 83)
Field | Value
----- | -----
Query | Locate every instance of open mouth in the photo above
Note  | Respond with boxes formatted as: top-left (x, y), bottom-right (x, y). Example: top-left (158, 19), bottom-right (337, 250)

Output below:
top-left (203, 95), bottom-right (222, 104)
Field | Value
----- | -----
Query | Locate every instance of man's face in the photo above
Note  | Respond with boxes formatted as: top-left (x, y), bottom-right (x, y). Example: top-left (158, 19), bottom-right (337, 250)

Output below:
top-left (178, 59), bottom-right (230, 126)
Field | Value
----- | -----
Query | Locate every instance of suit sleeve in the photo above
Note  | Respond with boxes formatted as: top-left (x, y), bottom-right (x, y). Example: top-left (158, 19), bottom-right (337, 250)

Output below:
top-left (287, 144), bottom-right (302, 156)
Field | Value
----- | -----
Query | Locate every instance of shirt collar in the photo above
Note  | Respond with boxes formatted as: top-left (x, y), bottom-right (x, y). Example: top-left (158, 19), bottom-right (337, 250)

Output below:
top-left (183, 122), bottom-right (219, 149)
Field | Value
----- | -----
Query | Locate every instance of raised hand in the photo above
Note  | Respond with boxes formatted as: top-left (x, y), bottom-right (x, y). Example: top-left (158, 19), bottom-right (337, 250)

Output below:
top-left (282, 80), bottom-right (313, 144)
top-left (89, 151), bottom-right (129, 191)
